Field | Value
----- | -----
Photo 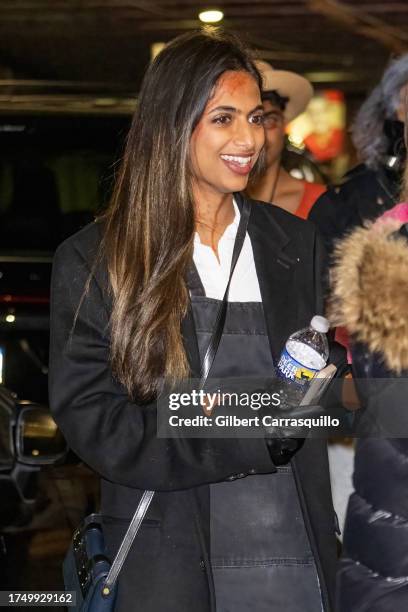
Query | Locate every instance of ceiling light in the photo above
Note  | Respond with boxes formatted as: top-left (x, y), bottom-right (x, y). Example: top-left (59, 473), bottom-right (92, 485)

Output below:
top-left (199, 9), bottom-right (224, 23)
top-left (151, 42), bottom-right (166, 61)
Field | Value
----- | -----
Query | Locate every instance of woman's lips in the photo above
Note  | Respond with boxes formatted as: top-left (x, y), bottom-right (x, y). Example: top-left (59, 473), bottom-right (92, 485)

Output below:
top-left (220, 154), bottom-right (253, 176)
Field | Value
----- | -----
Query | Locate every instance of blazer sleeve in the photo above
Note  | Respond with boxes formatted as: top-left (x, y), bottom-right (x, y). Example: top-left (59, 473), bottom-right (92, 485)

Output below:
top-left (48, 236), bottom-right (275, 492)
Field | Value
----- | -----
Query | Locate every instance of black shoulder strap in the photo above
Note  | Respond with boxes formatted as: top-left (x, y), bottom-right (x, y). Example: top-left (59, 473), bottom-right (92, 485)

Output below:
top-left (102, 197), bottom-right (252, 596)
top-left (103, 489), bottom-right (154, 593)
top-left (199, 197), bottom-right (251, 388)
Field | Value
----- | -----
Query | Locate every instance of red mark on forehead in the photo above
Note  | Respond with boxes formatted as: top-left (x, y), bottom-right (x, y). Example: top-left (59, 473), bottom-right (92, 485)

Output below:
top-left (199, 69), bottom-right (261, 119)
top-left (215, 70), bottom-right (255, 97)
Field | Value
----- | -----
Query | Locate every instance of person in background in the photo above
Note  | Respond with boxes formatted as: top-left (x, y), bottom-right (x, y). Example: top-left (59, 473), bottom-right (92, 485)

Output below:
top-left (329, 115), bottom-right (408, 610)
top-left (309, 54), bottom-right (408, 255)
top-left (248, 61), bottom-right (326, 219)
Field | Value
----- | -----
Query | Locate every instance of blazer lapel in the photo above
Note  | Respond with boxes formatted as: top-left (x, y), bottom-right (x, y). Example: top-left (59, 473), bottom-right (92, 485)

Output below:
top-left (235, 193), bottom-right (299, 365)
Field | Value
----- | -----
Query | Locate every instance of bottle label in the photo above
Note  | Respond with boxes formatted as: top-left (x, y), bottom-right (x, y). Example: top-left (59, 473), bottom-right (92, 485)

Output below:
top-left (277, 348), bottom-right (318, 386)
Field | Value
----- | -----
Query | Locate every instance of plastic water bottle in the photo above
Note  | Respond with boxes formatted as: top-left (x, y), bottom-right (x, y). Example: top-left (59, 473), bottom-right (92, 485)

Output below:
top-left (277, 315), bottom-right (330, 404)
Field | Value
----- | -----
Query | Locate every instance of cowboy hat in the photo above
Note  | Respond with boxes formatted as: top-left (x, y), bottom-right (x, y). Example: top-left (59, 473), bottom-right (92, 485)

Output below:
top-left (255, 60), bottom-right (314, 122)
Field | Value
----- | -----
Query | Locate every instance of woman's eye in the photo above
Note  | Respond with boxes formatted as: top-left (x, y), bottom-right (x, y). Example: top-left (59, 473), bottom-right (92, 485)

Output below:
top-left (213, 115), bottom-right (231, 125)
top-left (250, 114), bottom-right (264, 125)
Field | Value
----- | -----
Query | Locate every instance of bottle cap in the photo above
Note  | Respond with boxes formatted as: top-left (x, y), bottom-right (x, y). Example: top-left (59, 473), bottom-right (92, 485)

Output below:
top-left (310, 315), bottom-right (329, 333)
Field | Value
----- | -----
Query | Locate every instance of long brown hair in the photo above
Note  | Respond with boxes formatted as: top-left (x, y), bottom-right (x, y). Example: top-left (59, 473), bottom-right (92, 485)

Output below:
top-left (98, 30), bottom-right (261, 401)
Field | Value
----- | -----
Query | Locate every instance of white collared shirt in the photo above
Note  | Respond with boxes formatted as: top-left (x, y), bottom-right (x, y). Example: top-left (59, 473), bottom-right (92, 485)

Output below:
top-left (193, 199), bottom-right (262, 302)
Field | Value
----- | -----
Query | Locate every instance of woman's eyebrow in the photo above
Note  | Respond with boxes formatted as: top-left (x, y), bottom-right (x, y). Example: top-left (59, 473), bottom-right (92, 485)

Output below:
top-left (249, 104), bottom-right (265, 114)
top-left (208, 104), bottom-right (264, 114)
top-left (208, 105), bottom-right (237, 114)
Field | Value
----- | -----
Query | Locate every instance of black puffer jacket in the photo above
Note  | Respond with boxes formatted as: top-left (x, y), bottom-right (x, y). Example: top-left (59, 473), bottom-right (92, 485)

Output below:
top-left (309, 163), bottom-right (400, 255)
top-left (329, 218), bottom-right (408, 611)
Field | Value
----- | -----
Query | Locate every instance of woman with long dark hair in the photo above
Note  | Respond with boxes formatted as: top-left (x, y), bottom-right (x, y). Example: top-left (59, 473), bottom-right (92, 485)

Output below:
top-left (49, 30), bottom-right (337, 611)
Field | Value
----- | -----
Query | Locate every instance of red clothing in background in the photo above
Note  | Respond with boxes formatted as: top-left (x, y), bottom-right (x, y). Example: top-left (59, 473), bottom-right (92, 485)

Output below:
top-left (296, 181), bottom-right (326, 220)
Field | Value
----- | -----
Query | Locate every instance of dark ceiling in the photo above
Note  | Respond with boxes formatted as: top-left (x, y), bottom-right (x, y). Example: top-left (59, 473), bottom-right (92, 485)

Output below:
top-left (0, 0), bottom-right (407, 110)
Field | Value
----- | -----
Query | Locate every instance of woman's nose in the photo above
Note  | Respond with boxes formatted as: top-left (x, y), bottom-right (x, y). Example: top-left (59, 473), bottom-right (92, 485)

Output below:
top-left (233, 118), bottom-right (257, 150)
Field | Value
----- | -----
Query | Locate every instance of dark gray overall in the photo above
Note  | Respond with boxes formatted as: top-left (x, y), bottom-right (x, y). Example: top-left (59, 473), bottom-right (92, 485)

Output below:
top-left (189, 266), bottom-right (322, 612)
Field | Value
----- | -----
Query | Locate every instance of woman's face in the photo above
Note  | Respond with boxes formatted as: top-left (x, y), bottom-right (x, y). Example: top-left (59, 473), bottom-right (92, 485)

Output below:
top-left (262, 99), bottom-right (286, 167)
top-left (190, 70), bottom-right (265, 199)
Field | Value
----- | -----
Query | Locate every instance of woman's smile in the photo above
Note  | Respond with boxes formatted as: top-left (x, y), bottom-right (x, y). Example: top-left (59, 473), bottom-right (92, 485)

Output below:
top-left (220, 153), bottom-right (254, 175)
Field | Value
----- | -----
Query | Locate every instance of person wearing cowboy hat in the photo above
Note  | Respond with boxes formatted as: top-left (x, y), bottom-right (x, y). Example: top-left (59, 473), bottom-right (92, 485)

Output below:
top-left (249, 60), bottom-right (326, 218)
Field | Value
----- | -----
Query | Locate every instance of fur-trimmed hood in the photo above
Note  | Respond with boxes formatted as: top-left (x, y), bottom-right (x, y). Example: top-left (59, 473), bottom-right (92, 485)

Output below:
top-left (329, 221), bottom-right (408, 373)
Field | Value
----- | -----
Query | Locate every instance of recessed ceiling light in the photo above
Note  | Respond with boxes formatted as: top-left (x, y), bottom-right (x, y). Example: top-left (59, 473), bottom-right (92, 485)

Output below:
top-left (198, 9), bottom-right (224, 23)
top-left (151, 42), bottom-right (166, 61)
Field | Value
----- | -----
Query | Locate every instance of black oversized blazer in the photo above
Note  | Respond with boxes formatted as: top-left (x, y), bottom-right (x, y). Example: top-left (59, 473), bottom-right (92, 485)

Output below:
top-left (49, 194), bottom-right (337, 612)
